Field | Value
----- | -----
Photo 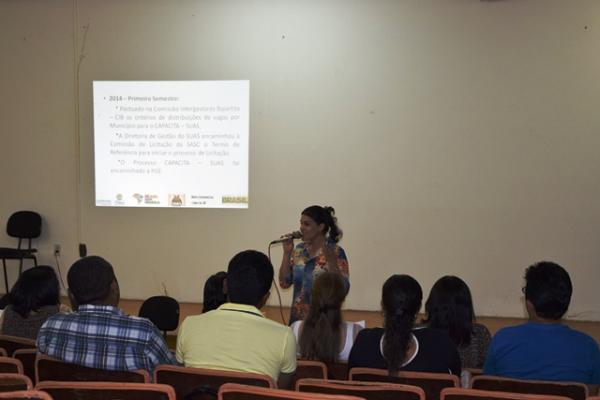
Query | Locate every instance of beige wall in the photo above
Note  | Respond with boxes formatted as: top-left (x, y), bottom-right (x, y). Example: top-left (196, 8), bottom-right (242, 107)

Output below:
top-left (1, 1), bottom-right (599, 320)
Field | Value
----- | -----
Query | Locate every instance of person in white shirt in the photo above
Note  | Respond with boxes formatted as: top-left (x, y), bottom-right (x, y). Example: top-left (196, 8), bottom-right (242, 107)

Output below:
top-left (291, 271), bottom-right (362, 363)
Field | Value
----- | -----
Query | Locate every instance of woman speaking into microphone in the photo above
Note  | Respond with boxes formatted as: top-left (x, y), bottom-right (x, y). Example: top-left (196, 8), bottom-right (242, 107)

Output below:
top-left (278, 205), bottom-right (349, 325)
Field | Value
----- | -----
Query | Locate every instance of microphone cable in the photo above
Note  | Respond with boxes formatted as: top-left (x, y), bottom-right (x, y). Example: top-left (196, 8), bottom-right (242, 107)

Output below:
top-left (267, 242), bottom-right (288, 326)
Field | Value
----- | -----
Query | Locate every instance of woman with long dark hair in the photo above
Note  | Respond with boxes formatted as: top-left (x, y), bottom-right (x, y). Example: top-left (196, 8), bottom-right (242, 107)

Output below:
top-left (424, 276), bottom-right (491, 369)
top-left (292, 272), bottom-right (362, 362)
top-left (202, 271), bottom-right (227, 313)
top-left (279, 205), bottom-right (349, 324)
top-left (348, 274), bottom-right (460, 376)
top-left (0, 265), bottom-right (62, 340)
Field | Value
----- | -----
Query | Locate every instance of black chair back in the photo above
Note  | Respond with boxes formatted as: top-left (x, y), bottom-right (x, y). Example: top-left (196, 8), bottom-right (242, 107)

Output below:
top-left (139, 296), bottom-right (180, 335)
top-left (7, 212), bottom-right (41, 241)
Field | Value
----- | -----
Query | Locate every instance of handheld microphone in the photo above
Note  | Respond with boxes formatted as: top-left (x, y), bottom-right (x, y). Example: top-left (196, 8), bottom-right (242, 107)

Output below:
top-left (270, 230), bottom-right (302, 244)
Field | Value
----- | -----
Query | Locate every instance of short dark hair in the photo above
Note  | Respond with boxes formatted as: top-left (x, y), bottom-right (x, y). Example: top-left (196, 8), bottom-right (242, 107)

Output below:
top-left (202, 271), bottom-right (227, 312)
top-left (226, 250), bottom-right (273, 306)
top-left (67, 256), bottom-right (116, 305)
top-left (524, 261), bottom-right (572, 320)
top-left (424, 275), bottom-right (475, 346)
top-left (9, 265), bottom-right (60, 318)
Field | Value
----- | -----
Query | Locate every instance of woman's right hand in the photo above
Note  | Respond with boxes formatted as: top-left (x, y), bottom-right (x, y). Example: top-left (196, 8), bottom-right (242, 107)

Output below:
top-left (282, 238), bottom-right (294, 254)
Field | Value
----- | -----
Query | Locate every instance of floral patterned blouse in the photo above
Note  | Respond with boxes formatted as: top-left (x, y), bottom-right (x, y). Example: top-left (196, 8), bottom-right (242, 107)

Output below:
top-left (279, 241), bottom-right (349, 325)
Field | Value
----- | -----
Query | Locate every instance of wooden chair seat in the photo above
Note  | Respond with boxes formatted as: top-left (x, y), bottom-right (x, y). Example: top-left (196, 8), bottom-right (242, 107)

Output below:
top-left (297, 378), bottom-right (426, 400)
top-left (36, 381), bottom-right (175, 400)
top-left (470, 375), bottom-right (588, 400)
top-left (350, 368), bottom-right (460, 400)
top-left (36, 354), bottom-right (149, 383)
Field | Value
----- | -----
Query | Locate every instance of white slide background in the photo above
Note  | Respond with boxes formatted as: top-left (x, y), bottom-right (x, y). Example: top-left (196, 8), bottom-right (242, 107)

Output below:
top-left (94, 81), bottom-right (249, 208)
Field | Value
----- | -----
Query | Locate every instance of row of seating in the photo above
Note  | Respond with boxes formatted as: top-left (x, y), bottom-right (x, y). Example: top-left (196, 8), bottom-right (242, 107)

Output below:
top-left (0, 335), bottom-right (593, 400)
top-left (0, 354), bottom-right (593, 400)
top-left (1, 379), bottom-right (599, 400)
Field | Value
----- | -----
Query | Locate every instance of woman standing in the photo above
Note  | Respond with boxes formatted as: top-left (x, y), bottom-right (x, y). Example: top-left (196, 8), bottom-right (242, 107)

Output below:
top-left (279, 205), bottom-right (349, 325)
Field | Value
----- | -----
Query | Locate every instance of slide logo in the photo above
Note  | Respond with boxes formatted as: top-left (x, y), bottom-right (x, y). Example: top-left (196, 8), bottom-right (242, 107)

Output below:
top-left (169, 194), bottom-right (185, 207)
top-left (144, 194), bottom-right (160, 205)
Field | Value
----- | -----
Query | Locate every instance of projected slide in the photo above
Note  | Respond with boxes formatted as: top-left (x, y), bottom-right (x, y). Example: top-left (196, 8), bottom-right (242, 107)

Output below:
top-left (93, 81), bottom-right (249, 208)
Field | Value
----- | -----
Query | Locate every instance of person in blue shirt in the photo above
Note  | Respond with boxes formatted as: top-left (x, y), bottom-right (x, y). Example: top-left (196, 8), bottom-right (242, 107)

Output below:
top-left (484, 261), bottom-right (600, 385)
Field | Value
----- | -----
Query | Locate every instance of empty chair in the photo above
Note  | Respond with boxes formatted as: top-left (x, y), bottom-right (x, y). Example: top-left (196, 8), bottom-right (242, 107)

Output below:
top-left (297, 378), bottom-right (426, 400)
top-left (350, 368), bottom-right (459, 400)
top-left (219, 383), bottom-right (364, 400)
top-left (0, 390), bottom-right (53, 399)
top-left (0, 336), bottom-right (35, 357)
top-left (154, 365), bottom-right (275, 400)
top-left (36, 354), bottom-right (150, 383)
top-left (12, 349), bottom-right (36, 383)
top-left (470, 376), bottom-right (588, 400)
top-left (441, 387), bottom-right (571, 400)
top-left (36, 381), bottom-right (175, 400)
top-left (0, 358), bottom-right (23, 374)
top-left (0, 212), bottom-right (42, 293)
top-left (327, 362), bottom-right (349, 380)
top-left (291, 361), bottom-right (327, 392)
top-left (139, 295), bottom-right (180, 339)
top-left (292, 361), bottom-right (327, 387)
top-left (0, 373), bottom-right (32, 393)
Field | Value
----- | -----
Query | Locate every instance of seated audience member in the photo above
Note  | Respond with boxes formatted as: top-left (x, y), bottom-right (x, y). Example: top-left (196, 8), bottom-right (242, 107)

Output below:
top-left (0, 266), bottom-right (63, 340)
top-left (348, 274), bottom-right (461, 376)
top-left (484, 261), bottom-right (600, 384)
top-left (424, 276), bottom-right (491, 369)
top-left (202, 271), bottom-right (227, 313)
top-left (37, 256), bottom-right (177, 373)
top-left (176, 250), bottom-right (296, 387)
top-left (292, 271), bottom-right (362, 362)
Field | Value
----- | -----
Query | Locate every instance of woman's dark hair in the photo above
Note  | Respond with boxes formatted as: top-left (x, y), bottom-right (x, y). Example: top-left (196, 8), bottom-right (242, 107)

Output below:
top-left (424, 275), bottom-right (475, 346)
top-left (203, 271), bottom-right (227, 313)
top-left (381, 274), bottom-right (422, 376)
top-left (302, 205), bottom-right (343, 243)
top-left (299, 272), bottom-right (347, 363)
top-left (9, 265), bottom-right (60, 318)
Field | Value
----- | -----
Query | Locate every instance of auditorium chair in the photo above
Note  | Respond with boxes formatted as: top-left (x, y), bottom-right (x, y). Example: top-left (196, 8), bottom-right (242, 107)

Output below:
top-left (154, 364), bottom-right (275, 400)
top-left (441, 387), bottom-right (571, 400)
top-left (0, 358), bottom-right (23, 375)
top-left (349, 368), bottom-right (459, 400)
top-left (297, 378), bottom-right (426, 400)
top-left (327, 362), bottom-right (349, 380)
top-left (0, 373), bottom-right (32, 393)
top-left (0, 337), bottom-right (35, 357)
top-left (218, 383), bottom-right (364, 400)
top-left (36, 354), bottom-right (150, 383)
top-left (36, 381), bottom-right (176, 400)
top-left (0, 390), bottom-right (53, 400)
top-left (291, 361), bottom-right (327, 389)
top-left (12, 349), bottom-right (36, 383)
top-left (470, 375), bottom-right (588, 400)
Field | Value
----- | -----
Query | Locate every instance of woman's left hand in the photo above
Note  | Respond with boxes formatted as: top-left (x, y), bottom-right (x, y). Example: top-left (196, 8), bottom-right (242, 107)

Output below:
top-left (323, 242), bottom-right (339, 272)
